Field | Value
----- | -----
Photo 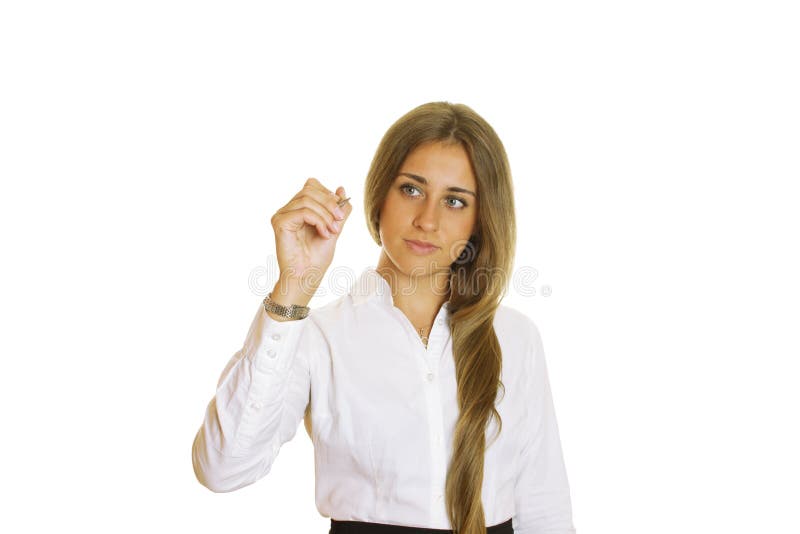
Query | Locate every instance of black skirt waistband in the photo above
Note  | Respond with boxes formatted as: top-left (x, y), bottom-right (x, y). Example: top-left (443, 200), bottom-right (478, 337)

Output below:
top-left (329, 517), bottom-right (513, 534)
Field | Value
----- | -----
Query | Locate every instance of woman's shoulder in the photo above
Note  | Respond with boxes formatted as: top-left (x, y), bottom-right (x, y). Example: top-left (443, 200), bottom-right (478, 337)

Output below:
top-left (305, 265), bottom-right (381, 327)
top-left (494, 303), bottom-right (542, 340)
top-left (494, 304), bottom-right (545, 365)
top-left (305, 291), bottom-right (358, 328)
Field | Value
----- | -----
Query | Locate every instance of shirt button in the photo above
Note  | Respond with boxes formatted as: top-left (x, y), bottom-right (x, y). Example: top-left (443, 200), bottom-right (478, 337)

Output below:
top-left (250, 402), bottom-right (262, 410)
top-left (266, 348), bottom-right (277, 358)
top-left (426, 373), bottom-right (435, 382)
top-left (271, 333), bottom-right (281, 341)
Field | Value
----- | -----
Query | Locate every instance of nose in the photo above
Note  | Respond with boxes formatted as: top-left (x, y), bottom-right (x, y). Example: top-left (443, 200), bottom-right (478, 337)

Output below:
top-left (413, 198), bottom-right (439, 232)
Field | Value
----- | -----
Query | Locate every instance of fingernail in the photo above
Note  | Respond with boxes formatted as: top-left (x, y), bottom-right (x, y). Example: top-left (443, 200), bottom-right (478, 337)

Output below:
top-left (334, 207), bottom-right (345, 219)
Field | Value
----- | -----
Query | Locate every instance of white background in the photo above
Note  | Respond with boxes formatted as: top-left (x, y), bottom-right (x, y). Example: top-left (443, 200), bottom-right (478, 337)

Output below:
top-left (1, 1), bottom-right (798, 532)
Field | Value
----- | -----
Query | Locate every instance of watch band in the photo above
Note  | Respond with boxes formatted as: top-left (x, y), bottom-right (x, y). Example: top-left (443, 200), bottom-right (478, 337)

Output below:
top-left (263, 292), bottom-right (310, 320)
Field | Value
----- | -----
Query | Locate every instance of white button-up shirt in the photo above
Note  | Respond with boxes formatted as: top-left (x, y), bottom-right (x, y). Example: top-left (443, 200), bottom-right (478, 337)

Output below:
top-left (192, 267), bottom-right (576, 533)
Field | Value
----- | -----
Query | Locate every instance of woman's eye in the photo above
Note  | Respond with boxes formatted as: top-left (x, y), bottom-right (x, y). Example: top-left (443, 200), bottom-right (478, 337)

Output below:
top-left (446, 197), bottom-right (467, 209)
top-left (400, 184), bottom-right (421, 196)
top-left (400, 183), bottom-right (468, 209)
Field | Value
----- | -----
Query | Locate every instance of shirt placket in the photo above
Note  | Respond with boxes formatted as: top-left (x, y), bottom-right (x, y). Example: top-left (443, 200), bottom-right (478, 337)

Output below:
top-left (422, 306), bottom-right (450, 523)
top-left (387, 300), bottom-right (451, 524)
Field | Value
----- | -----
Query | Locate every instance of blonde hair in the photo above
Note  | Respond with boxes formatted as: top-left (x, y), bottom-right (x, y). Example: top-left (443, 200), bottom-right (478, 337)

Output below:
top-left (364, 101), bottom-right (516, 533)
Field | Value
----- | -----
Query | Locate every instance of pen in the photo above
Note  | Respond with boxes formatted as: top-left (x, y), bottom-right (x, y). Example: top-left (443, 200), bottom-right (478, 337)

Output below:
top-left (337, 196), bottom-right (351, 208)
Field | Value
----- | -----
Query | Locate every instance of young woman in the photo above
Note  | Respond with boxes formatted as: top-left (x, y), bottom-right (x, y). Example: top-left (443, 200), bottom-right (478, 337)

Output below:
top-left (192, 102), bottom-right (576, 534)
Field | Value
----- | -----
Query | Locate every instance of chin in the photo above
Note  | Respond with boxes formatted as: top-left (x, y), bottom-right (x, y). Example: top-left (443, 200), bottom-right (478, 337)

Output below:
top-left (399, 254), bottom-right (452, 277)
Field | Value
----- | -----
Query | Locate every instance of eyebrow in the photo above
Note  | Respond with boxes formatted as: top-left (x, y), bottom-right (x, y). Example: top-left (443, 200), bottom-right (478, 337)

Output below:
top-left (397, 172), bottom-right (476, 197)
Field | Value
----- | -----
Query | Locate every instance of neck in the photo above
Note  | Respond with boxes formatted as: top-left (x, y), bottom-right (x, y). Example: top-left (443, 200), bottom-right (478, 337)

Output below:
top-left (375, 252), bottom-right (450, 324)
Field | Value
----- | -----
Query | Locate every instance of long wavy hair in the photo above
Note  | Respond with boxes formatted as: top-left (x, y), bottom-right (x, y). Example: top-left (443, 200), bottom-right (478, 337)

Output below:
top-left (364, 101), bottom-right (516, 533)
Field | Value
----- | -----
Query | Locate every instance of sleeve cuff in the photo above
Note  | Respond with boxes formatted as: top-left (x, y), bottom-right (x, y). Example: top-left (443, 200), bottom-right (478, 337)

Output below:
top-left (241, 301), bottom-right (310, 374)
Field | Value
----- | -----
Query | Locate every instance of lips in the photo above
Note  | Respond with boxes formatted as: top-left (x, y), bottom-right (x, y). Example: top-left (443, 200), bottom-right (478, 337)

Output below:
top-left (405, 239), bottom-right (438, 249)
top-left (404, 239), bottom-right (440, 255)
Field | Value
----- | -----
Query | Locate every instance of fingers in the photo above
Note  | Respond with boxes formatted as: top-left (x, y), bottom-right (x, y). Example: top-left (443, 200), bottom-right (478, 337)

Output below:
top-left (297, 178), bottom-right (347, 216)
top-left (273, 205), bottom-right (334, 239)
top-left (290, 178), bottom-right (349, 228)
top-left (295, 207), bottom-right (335, 239)
top-left (331, 184), bottom-right (353, 220)
top-left (273, 178), bottom-right (351, 239)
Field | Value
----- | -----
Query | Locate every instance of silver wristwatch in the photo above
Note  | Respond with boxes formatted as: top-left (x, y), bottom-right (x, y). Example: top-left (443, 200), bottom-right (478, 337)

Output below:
top-left (263, 292), bottom-right (310, 320)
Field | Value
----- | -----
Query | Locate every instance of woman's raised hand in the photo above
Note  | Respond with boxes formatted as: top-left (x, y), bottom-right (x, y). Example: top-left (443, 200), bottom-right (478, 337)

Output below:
top-left (270, 178), bottom-right (352, 290)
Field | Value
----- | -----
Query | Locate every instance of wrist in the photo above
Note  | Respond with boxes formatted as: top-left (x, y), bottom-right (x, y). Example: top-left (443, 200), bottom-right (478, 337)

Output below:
top-left (270, 278), bottom-right (315, 309)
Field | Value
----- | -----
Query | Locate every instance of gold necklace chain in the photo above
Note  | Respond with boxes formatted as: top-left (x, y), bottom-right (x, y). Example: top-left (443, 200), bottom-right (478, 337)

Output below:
top-left (416, 326), bottom-right (429, 346)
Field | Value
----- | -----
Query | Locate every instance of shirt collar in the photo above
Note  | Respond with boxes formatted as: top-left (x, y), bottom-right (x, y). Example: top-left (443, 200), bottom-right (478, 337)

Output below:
top-left (349, 266), bottom-right (391, 306)
top-left (349, 266), bottom-right (451, 312)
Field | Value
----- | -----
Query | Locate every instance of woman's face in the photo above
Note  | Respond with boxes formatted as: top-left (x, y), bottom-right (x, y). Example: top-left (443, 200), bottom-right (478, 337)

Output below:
top-left (378, 140), bottom-right (479, 278)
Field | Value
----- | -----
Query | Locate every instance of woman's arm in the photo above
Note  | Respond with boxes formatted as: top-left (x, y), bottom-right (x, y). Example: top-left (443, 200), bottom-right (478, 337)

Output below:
top-left (513, 322), bottom-right (577, 534)
top-left (191, 300), bottom-right (319, 493)
top-left (192, 177), bottom-right (348, 492)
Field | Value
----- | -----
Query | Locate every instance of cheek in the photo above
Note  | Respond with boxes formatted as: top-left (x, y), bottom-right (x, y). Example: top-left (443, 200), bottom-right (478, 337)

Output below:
top-left (445, 221), bottom-right (478, 257)
top-left (379, 196), bottom-right (407, 228)
top-left (449, 217), bottom-right (477, 239)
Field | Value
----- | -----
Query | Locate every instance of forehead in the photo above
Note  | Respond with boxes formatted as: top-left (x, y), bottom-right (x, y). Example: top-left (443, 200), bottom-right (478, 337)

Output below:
top-left (398, 141), bottom-right (477, 189)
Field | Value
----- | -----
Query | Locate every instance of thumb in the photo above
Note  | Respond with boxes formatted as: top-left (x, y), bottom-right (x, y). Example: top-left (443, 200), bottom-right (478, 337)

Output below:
top-left (335, 186), bottom-right (352, 218)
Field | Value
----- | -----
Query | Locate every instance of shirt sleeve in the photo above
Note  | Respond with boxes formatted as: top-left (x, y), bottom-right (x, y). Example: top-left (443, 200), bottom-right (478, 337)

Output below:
top-left (191, 300), bottom-right (322, 493)
top-left (513, 321), bottom-right (577, 534)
